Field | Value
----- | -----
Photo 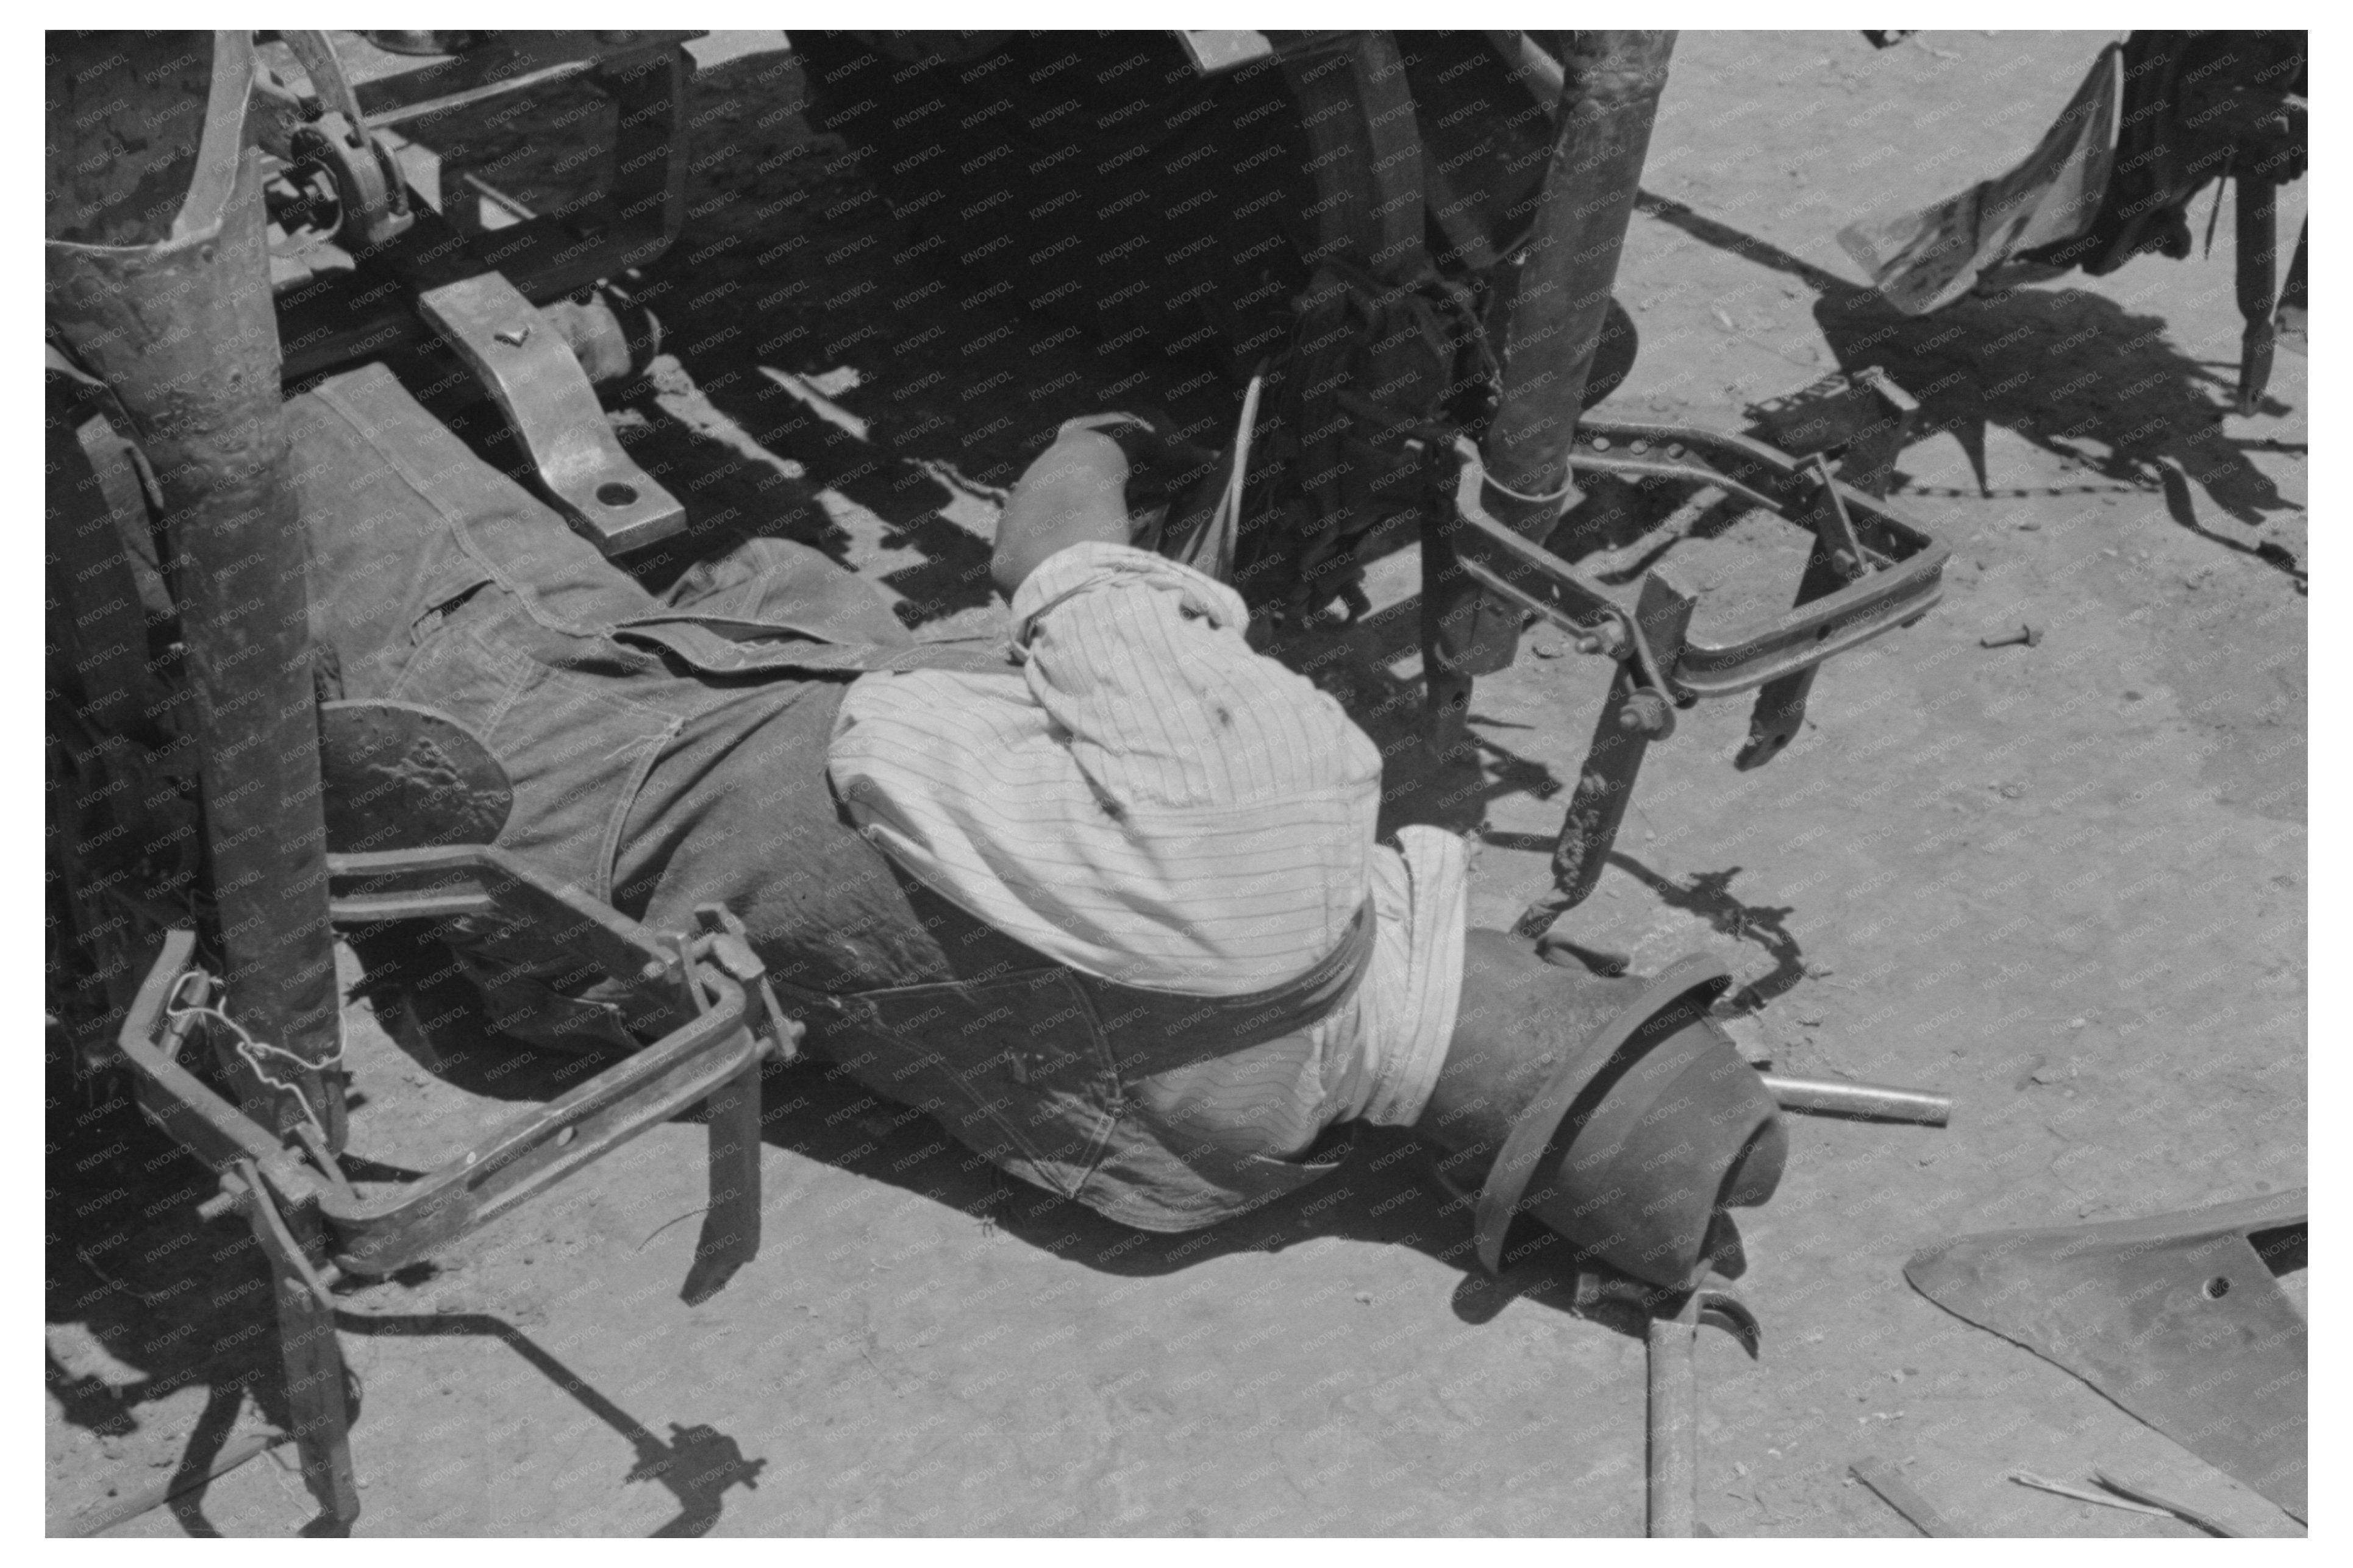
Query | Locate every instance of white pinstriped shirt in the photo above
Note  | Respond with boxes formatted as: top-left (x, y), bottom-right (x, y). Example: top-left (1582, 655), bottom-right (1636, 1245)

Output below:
top-left (828, 542), bottom-right (1465, 1148)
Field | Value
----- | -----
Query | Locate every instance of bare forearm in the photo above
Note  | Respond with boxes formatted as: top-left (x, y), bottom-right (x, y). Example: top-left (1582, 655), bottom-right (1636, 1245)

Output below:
top-left (991, 426), bottom-right (1135, 597)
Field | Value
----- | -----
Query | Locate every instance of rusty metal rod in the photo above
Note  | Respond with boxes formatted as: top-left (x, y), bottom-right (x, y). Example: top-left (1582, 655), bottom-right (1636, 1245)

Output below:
top-left (1760, 1073), bottom-right (1951, 1125)
top-left (46, 34), bottom-right (345, 1144)
top-left (1485, 30), bottom-right (1676, 502)
top-left (1424, 30), bottom-right (1677, 750)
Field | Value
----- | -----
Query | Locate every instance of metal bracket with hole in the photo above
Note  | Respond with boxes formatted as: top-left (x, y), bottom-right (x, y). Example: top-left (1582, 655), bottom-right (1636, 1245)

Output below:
top-left (1907, 1189), bottom-right (2308, 1521)
top-left (416, 270), bottom-right (684, 554)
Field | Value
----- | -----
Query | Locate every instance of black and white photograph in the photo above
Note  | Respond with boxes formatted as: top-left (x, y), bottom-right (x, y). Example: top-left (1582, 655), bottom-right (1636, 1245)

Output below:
top-left (37, 15), bottom-right (2313, 1538)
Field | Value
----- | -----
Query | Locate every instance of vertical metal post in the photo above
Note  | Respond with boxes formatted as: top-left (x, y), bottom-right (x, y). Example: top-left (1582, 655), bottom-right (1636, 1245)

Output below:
top-left (1425, 31), bottom-right (1678, 753)
top-left (1513, 571), bottom-right (1691, 937)
top-left (684, 1057), bottom-right (766, 1306)
top-left (682, 912), bottom-right (767, 1305)
top-left (238, 1163), bottom-right (361, 1527)
top-left (46, 33), bottom-right (345, 1146)
top-left (2233, 173), bottom-right (2279, 414)
top-left (2276, 218), bottom-right (2307, 330)
top-left (1735, 457), bottom-right (1865, 771)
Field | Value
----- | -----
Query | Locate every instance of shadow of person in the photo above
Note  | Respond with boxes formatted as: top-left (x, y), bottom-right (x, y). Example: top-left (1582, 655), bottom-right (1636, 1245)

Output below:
top-left (759, 1052), bottom-right (1719, 1353)
top-left (348, 879), bottom-right (1747, 1367)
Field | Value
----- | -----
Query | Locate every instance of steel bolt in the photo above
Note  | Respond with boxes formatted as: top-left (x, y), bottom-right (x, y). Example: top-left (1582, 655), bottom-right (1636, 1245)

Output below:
top-left (1619, 692), bottom-right (1671, 734)
top-left (198, 1172), bottom-right (249, 1222)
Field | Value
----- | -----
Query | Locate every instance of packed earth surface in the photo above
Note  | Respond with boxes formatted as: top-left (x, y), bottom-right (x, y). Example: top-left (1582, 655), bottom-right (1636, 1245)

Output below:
top-left (48, 30), bottom-right (2307, 1536)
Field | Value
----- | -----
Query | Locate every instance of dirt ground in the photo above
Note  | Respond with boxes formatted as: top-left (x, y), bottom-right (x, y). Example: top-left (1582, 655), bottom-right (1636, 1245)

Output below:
top-left (47, 30), bottom-right (2307, 1536)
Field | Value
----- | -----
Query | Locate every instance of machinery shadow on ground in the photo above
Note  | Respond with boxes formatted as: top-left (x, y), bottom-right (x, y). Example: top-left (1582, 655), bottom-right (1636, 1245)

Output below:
top-left (1264, 591), bottom-right (1574, 843)
top-left (45, 1105), bottom-right (765, 1540)
top-left (754, 1074), bottom-right (1684, 1348)
top-left (1608, 853), bottom-right (1808, 1007)
top-left (334, 1310), bottom-right (765, 1536)
top-left (1635, 190), bottom-right (2302, 535)
top-left (44, 1099), bottom-right (330, 1536)
top-left (349, 960), bottom-right (1678, 1354)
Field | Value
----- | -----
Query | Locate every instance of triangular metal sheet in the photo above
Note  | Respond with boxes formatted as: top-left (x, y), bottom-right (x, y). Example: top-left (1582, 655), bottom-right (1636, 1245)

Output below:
top-left (1906, 1189), bottom-right (2307, 1520)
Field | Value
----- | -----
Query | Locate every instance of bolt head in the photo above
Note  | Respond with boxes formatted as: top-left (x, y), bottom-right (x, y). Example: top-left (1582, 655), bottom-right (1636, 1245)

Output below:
top-left (1618, 692), bottom-right (1671, 734)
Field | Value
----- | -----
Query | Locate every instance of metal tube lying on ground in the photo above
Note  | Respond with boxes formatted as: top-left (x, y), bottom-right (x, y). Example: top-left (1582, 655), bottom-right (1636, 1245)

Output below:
top-left (1759, 1073), bottom-right (1951, 1125)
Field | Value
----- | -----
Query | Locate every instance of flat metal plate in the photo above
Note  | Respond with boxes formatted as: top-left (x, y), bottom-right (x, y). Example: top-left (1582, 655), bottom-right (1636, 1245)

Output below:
top-left (1907, 1189), bottom-right (2307, 1520)
top-left (321, 698), bottom-right (513, 852)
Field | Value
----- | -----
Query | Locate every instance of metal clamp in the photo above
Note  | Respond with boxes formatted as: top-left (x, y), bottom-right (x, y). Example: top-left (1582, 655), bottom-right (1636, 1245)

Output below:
top-left (694, 904), bottom-right (803, 1066)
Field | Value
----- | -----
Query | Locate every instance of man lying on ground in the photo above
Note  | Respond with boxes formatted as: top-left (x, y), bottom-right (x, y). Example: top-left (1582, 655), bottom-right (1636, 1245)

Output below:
top-left (295, 363), bottom-right (1782, 1287)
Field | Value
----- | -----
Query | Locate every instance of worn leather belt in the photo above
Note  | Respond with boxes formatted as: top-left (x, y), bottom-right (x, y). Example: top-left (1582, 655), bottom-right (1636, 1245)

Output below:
top-left (1068, 896), bottom-right (1380, 1067)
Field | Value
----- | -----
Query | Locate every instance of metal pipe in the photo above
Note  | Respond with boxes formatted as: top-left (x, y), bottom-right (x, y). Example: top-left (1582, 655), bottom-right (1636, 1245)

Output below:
top-left (1759, 1073), bottom-right (1951, 1125)
top-left (1484, 30), bottom-right (1564, 113)
top-left (1424, 31), bottom-right (1677, 749)
top-left (1487, 31), bottom-right (1676, 516)
top-left (47, 33), bottom-right (345, 1144)
top-left (1644, 1292), bottom-right (1700, 1536)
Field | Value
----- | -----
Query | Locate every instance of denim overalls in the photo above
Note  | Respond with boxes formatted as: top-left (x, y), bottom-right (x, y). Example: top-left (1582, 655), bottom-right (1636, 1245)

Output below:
top-left (289, 364), bottom-right (1362, 1230)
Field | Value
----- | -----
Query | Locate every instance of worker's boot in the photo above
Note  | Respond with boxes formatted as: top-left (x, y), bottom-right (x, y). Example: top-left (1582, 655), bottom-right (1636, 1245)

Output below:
top-left (1416, 928), bottom-right (1786, 1289)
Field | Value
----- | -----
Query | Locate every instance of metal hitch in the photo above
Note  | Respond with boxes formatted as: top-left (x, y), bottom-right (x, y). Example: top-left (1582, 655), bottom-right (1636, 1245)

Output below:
top-left (1437, 425), bottom-right (1948, 934)
top-left (110, 844), bottom-right (795, 1525)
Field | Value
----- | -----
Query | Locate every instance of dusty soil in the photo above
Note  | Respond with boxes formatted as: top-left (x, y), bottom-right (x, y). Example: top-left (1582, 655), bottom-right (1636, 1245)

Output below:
top-left (48, 30), bottom-right (2306, 1536)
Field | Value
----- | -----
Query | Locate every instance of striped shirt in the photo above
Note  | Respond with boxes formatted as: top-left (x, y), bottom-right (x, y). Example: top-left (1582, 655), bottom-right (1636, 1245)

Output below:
top-left (828, 541), bottom-right (1465, 1141)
